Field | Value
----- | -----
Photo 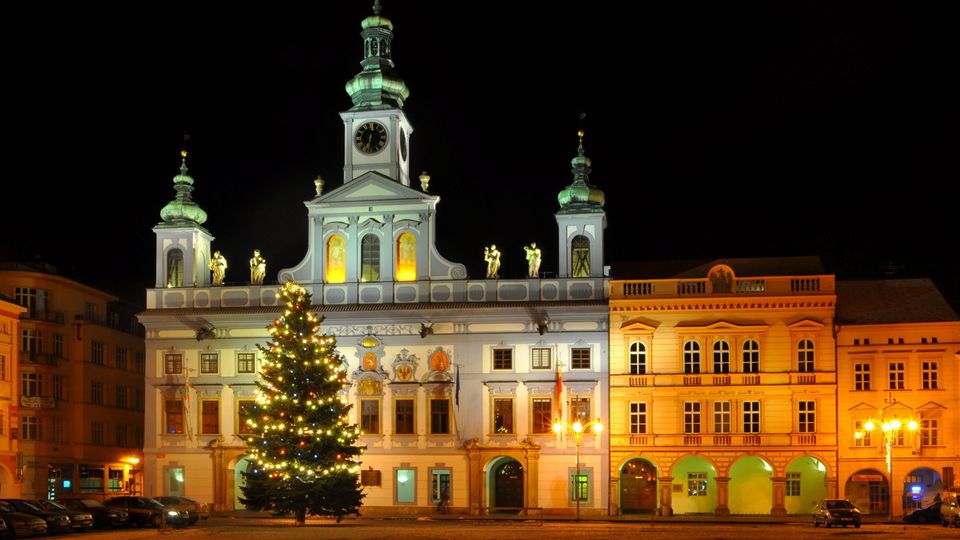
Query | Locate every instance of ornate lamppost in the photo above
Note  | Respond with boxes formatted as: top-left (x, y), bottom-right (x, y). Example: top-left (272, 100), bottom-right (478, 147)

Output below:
top-left (856, 416), bottom-right (918, 522)
top-left (553, 418), bottom-right (603, 521)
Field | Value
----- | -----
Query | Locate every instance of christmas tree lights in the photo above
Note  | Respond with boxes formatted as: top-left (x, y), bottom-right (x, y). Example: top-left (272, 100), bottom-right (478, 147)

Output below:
top-left (240, 281), bottom-right (364, 524)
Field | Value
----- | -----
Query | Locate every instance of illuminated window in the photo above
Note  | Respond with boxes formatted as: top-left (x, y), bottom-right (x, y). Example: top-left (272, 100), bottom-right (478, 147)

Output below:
top-left (684, 340), bottom-right (701, 374)
top-left (326, 235), bottom-right (347, 283)
top-left (360, 235), bottom-right (381, 282)
top-left (571, 235), bottom-right (590, 277)
top-left (201, 400), bottom-right (219, 434)
top-left (797, 339), bottom-right (815, 372)
top-left (855, 363), bottom-right (871, 390)
top-left (855, 420), bottom-right (872, 446)
top-left (569, 397), bottom-right (592, 427)
top-left (742, 340), bottom-right (759, 373)
top-left (166, 249), bottom-right (184, 288)
top-left (532, 398), bottom-right (552, 433)
top-left (395, 468), bottom-right (416, 504)
top-left (713, 401), bottom-right (730, 434)
top-left (570, 470), bottom-right (591, 502)
top-left (712, 340), bottom-right (730, 373)
top-left (237, 399), bottom-right (255, 434)
top-left (396, 232), bottom-right (417, 281)
top-left (688, 472), bottom-right (707, 496)
top-left (493, 398), bottom-right (514, 434)
top-left (165, 400), bottom-right (184, 434)
top-left (630, 402), bottom-right (647, 434)
top-left (629, 342), bottom-right (646, 374)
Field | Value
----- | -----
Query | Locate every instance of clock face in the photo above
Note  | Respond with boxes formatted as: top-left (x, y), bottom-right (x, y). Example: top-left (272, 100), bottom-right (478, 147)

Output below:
top-left (355, 121), bottom-right (387, 154)
top-left (399, 128), bottom-right (407, 160)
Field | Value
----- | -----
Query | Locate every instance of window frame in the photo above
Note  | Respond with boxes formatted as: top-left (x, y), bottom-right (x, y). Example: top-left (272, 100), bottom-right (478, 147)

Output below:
top-left (360, 398), bottom-right (381, 435)
top-left (237, 352), bottom-right (257, 374)
top-left (394, 398), bottom-right (415, 435)
top-left (683, 340), bottom-right (701, 374)
top-left (854, 362), bottom-right (871, 391)
top-left (684, 401), bottom-right (701, 434)
top-left (742, 400), bottom-right (760, 433)
top-left (492, 397), bottom-right (514, 434)
top-left (741, 339), bottom-right (760, 373)
top-left (429, 398), bottom-right (451, 435)
top-left (629, 341), bottom-right (647, 375)
top-left (531, 397), bottom-right (553, 434)
top-left (492, 348), bottom-right (513, 371)
top-left (713, 401), bottom-right (730, 434)
top-left (164, 399), bottom-right (184, 435)
top-left (629, 402), bottom-right (647, 434)
top-left (200, 353), bottom-right (219, 374)
top-left (570, 347), bottom-right (592, 370)
top-left (164, 353), bottom-right (183, 375)
top-left (200, 399), bottom-right (220, 435)
top-left (712, 340), bottom-right (730, 373)
top-left (531, 347), bottom-right (552, 370)
top-left (888, 361), bottom-right (905, 390)
top-left (922, 360), bottom-right (939, 389)
top-left (797, 339), bottom-right (815, 372)
top-left (798, 400), bottom-right (816, 433)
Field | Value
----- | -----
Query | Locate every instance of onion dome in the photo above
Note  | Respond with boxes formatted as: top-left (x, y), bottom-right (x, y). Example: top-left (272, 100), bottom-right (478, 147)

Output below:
top-left (345, 0), bottom-right (410, 111)
top-left (159, 150), bottom-right (208, 226)
top-left (557, 130), bottom-right (605, 213)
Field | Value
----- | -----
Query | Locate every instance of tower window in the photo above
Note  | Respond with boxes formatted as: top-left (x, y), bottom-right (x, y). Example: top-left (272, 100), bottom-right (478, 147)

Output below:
top-left (360, 235), bottom-right (381, 282)
top-left (326, 235), bottom-right (347, 283)
top-left (571, 235), bottom-right (590, 277)
top-left (166, 249), bottom-right (184, 288)
top-left (396, 232), bottom-right (417, 281)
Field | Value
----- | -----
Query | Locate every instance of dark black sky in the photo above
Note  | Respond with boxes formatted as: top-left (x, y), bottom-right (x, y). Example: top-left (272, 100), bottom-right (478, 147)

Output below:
top-left (3, 2), bottom-right (957, 311)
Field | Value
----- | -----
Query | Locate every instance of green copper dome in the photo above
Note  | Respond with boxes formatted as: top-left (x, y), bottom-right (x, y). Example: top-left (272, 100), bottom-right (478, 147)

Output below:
top-left (345, 1), bottom-right (410, 111)
top-left (159, 151), bottom-right (208, 227)
top-left (557, 131), bottom-right (605, 213)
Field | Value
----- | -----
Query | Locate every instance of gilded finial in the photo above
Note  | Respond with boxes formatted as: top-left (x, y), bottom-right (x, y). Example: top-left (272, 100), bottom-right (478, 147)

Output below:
top-left (419, 171), bottom-right (430, 192)
top-left (373, 0), bottom-right (382, 15)
top-left (314, 175), bottom-right (325, 196)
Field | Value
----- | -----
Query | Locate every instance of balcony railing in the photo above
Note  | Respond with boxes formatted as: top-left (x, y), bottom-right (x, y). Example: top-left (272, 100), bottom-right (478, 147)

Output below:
top-left (19, 310), bottom-right (65, 324)
top-left (613, 274), bottom-right (835, 299)
top-left (613, 371), bottom-right (835, 387)
top-left (611, 432), bottom-right (835, 448)
top-left (19, 352), bottom-right (59, 365)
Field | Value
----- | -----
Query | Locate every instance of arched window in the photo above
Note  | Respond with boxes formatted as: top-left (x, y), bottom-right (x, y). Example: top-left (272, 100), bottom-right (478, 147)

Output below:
top-left (360, 235), bottom-right (380, 282)
top-left (166, 249), bottom-right (184, 288)
top-left (326, 235), bottom-right (346, 283)
top-left (683, 340), bottom-right (701, 374)
top-left (797, 339), bottom-right (815, 372)
top-left (742, 340), bottom-right (760, 373)
top-left (571, 235), bottom-right (590, 277)
top-left (712, 340), bottom-right (730, 373)
top-left (629, 342), bottom-right (646, 375)
top-left (396, 232), bottom-right (416, 282)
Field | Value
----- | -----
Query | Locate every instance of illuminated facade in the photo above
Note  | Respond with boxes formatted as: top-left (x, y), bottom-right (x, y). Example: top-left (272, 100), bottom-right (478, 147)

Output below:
top-left (609, 258), bottom-right (839, 516)
top-left (0, 264), bottom-right (145, 500)
top-left (0, 296), bottom-right (26, 497)
top-left (835, 279), bottom-right (960, 518)
top-left (139, 4), bottom-right (609, 516)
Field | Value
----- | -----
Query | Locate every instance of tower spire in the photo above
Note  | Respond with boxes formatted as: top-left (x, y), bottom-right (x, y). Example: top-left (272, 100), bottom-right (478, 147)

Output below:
top-left (345, 1), bottom-right (410, 110)
top-left (159, 149), bottom-right (208, 227)
top-left (558, 128), bottom-right (605, 213)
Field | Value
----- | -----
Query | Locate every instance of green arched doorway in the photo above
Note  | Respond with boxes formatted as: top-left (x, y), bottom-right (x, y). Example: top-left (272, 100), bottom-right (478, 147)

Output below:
top-left (491, 459), bottom-right (523, 512)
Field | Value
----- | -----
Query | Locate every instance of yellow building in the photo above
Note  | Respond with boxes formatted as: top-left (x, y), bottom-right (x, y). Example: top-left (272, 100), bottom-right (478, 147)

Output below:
top-left (0, 263), bottom-right (145, 499)
top-left (0, 296), bottom-right (26, 497)
top-left (836, 279), bottom-right (960, 518)
top-left (609, 258), bottom-right (838, 516)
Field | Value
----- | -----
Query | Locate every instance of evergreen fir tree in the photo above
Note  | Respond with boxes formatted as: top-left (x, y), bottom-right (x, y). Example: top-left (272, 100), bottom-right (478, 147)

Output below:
top-left (240, 281), bottom-right (364, 524)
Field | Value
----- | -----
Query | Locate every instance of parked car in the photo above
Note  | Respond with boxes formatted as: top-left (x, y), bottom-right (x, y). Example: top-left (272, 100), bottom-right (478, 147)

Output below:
top-left (941, 491), bottom-right (960, 527)
top-left (903, 500), bottom-right (941, 524)
top-left (56, 497), bottom-right (130, 529)
top-left (33, 499), bottom-right (94, 531)
top-left (813, 498), bottom-right (862, 528)
top-left (0, 500), bottom-right (48, 537)
top-left (104, 496), bottom-right (190, 528)
top-left (0, 499), bottom-right (72, 534)
top-left (153, 496), bottom-right (208, 522)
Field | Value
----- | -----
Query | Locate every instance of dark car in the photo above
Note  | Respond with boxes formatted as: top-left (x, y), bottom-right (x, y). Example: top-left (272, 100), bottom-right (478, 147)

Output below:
top-left (104, 496), bottom-right (189, 528)
top-left (903, 500), bottom-right (941, 524)
top-left (0, 500), bottom-right (49, 537)
top-left (33, 499), bottom-right (94, 531)
top-left (153, 496), bottom-right (205, 524)
top-left (814, 498), bottom-right (862, 528)
top-left (56, 497), bottom-right (130, 529)
top-left (0, 499), bottom-right (72, 534)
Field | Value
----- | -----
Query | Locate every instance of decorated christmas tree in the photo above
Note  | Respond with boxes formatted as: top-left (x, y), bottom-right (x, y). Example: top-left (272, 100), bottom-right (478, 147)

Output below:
top-left (240, 281), bottom-right (364, 524)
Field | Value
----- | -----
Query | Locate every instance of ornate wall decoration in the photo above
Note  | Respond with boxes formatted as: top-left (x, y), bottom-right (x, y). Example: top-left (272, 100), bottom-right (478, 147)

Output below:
top-left (391, 349), bottom-right (419, 382)
top-left (422, 347), bottom-right (453, 382)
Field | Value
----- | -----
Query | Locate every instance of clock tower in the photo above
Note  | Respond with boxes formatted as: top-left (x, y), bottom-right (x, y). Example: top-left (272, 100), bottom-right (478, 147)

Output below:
top-left (341, 1), bottom-right (413, 186)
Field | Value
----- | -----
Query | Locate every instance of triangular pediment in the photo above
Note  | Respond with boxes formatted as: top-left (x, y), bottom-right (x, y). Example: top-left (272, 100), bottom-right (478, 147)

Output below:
top-left (787, 319), bottom-right (825, 331)
top-left (620, 317), bottom-right (659, 333)
top-left (310, 171), bottom-right (436, 206)
top-left (881, 401), bottom-right (915, 415)
top-left (916, 401), bottom-right (947, 411)
top-left (848, 401), bottom-right (879, 412)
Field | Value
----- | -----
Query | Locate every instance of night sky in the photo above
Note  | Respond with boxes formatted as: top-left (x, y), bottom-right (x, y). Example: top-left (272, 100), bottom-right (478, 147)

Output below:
top-left (3, 2), bottom-right (957, 311)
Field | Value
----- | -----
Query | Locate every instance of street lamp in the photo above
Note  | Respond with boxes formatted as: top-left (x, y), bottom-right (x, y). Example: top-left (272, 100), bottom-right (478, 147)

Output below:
top-left (553, 418), bottom-right (603, 521)
top-left (856, 416), bottom-right (918, 522)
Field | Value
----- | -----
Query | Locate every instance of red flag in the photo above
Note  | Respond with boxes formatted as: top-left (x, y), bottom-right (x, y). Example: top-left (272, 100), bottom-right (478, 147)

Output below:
top-left (554, 361), bottom-right (563, 421)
